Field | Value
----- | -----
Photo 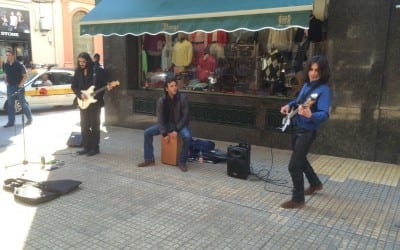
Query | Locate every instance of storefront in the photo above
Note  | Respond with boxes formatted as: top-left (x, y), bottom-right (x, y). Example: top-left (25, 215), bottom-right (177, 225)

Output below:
top-left (0, 6), bottom-right (32, 71)
top-left (81, 0), bottom-right (317, 94)
top-left (81, 0), bottom-right (400, 164)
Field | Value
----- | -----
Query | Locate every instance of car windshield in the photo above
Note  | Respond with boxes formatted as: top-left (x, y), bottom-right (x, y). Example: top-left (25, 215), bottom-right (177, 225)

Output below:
top-left (27, 71), bottom-right (38, 82)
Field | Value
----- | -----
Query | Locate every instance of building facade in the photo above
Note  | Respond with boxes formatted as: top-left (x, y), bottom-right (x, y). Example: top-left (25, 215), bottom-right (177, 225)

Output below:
top-left (0, 0), bottom-right (102, 70)
top-left (91, 0), bottom-right (400, 164)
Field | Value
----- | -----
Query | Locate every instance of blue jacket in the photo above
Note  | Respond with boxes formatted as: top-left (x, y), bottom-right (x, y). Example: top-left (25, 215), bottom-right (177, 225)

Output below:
top-left (288, 81), bottom-right (331, 131)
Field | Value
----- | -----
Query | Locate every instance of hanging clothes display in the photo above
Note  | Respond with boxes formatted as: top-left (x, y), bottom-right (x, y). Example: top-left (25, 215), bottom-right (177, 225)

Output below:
top-left (196, 48), bottom-right (216, 82)
top-left (171, 34), bottom-right (193, 74)
top-left (190, 31), bottom-right (207, 65)
top-left (143, 34), bottom-right (165, 71)
top-left (208, 31), bottom-right (228, 59)
top-left (161, 34), bottom-right (173, 71)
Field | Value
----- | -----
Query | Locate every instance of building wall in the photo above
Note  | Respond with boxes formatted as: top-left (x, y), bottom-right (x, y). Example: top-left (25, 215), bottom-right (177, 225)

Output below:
top-left (0, 2), bottom-right (34, 66)
top-left (62, 0), bottom-right (102, 68)
top-left (376, 0), bottom-right (400, 163)
top-left (0, 0), bottom-right (102, 68)
top-left (103, 0), bottom-right (400, 164)
top-left (323, 0), bottom-right (399, 163)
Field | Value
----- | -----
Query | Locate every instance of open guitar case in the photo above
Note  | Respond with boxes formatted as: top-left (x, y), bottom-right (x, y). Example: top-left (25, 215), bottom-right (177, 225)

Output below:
top-left (3, 178), bottom-right (81, 205)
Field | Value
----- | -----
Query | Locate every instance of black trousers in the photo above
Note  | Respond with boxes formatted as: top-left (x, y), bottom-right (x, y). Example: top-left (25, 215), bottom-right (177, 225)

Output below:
top-left (80, 103), bottom-right (101, 151)
top-left (288, 127), bottom-right (322, 202)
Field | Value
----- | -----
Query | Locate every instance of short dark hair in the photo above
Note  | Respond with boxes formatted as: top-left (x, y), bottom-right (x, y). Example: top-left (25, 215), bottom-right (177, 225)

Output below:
top-left (164, 74), bottom-right (178, 87)
top-left (6, 49), bottom-right (14, 55)
top-left (93, 53), bottom-right (100, 60)
top-left (305, 55), bottom-right (331, 83)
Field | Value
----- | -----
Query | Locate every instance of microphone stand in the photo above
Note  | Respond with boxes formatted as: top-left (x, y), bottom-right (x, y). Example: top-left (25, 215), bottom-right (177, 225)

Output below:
top-left (20, 104), bottom-right (28, 165)
top-left (4, 88), bottom-right (39, 169)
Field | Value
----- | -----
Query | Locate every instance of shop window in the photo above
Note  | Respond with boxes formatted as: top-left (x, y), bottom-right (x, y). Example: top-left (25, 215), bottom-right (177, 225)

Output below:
top-left (139, 26), bottom-right (327, 97)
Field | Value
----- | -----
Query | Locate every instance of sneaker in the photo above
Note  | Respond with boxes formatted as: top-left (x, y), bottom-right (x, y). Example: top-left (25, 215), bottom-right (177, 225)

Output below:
top-left (137, 160), bottom-right (155, 167)
top-left (280, 200), bottom-right (305, 209)
top-left (25, 120), bottom-right (32, 126)
top-left (304, 184), bottom-right (323, 195)
top-left (3, 123), bottom-right (14, 128)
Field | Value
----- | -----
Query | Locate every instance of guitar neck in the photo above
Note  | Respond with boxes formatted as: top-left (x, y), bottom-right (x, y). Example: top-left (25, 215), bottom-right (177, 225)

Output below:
top-left (91, 85), bottom-right (108, 96)
top-left (289, 108), bottom-right (299, 119)
top-left (289, 97), bottom-right (315, 118)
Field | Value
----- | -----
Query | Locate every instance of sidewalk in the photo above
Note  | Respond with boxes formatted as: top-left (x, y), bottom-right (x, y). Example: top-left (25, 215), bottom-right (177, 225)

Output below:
top-left (1, 109), bottom-right (400, 249)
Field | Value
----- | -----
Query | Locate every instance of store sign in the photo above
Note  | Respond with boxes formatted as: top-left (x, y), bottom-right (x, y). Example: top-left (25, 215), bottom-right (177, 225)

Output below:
top-left (0, 7), bottom-right (31, 39)
top-left (278, 15), bottom-right (291, 26)
top-left (161, 23), bottom-right (179, 32)
top-left (1, 31), bottom-right (20, 37)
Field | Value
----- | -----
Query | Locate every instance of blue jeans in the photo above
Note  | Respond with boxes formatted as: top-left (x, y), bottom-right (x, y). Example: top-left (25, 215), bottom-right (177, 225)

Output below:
top-left (143, 124), bottom-right (192, 165)
top-left (7, 85), bottom-right (33, 125)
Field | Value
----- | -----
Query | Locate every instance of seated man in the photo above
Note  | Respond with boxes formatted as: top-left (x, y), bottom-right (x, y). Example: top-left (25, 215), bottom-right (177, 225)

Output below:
top-left (137, 76), bottom-right (192, 172)
top-left (41, 73), bottom-right (53, 86)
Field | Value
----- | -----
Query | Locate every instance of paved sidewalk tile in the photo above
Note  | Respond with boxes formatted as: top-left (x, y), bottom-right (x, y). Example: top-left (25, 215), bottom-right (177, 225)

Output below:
top-left (1, 112), bottom-right (400, 249)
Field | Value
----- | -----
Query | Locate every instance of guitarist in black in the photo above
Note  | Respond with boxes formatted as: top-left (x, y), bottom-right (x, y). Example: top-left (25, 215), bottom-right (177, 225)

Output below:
top-left (279, 55), bottom-right (331, 209)
top-left (71, 52), bottom-right (109, 156)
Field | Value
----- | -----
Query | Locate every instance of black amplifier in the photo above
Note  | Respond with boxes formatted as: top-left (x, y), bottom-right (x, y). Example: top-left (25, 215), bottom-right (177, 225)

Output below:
top-left (227, 143), bottom-right (251, 179)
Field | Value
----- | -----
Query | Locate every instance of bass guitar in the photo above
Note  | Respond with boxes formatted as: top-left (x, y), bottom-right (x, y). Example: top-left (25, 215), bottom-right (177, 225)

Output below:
top-left (281, 93), bottom-right (318, 132)
top-left (78, 80), bottom-right (120, 109)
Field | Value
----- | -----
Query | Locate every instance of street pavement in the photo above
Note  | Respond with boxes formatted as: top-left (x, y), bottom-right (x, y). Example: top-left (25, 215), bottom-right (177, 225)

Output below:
top-left (1, 108), bottom-right (400, 249)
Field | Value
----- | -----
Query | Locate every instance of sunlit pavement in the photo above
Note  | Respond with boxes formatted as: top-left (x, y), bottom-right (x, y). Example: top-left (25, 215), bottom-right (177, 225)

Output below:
top-left (1, 108), bottom-right (400, 249)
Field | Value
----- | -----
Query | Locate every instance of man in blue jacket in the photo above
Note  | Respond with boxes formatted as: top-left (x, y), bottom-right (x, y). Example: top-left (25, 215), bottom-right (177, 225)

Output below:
top-left (279, 55), bottom-right (331, 209)
top-left (138, 76), bottom-right (192, 172)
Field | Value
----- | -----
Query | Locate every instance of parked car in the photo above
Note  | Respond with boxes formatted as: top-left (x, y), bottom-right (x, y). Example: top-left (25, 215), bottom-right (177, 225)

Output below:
top-left (0, 68), bottom-right (76, 112)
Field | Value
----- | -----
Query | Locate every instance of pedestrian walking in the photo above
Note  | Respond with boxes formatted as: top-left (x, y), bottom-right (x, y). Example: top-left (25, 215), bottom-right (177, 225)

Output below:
top-left (2, 49), bottom-right (33, 128)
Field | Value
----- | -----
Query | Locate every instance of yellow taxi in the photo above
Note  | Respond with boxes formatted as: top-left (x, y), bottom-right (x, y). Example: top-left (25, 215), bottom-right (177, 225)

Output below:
top-left (0, 68), bottom-right (76, 112)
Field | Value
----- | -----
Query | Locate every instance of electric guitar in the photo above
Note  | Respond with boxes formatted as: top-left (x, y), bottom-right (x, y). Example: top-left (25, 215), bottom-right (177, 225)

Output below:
top-left (77, 81), bottom-right (120, 109)
top-left (281, 93), bottom-right (318, 132)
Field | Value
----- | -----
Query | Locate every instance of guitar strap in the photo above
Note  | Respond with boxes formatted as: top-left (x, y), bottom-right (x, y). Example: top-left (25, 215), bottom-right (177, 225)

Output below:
top-left (284, 82), bottom-right (321, 132)
top-left (296, 81), bottom-right (322, 105)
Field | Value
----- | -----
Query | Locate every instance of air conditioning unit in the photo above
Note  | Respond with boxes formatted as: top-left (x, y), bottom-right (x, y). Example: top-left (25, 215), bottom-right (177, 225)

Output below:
top-left (39, 17), bottom-right (51, 31)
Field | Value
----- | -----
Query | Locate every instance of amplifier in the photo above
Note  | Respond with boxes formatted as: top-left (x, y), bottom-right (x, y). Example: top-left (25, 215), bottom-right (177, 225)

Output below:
top-left (227, 143), bottom-right (251, 179)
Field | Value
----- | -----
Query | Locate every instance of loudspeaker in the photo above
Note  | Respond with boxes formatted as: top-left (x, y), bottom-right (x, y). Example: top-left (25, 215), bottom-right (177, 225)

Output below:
top-left (227, 143), bottom-right (251, 179)
top-left (66, 132), bottom-right (82, 147)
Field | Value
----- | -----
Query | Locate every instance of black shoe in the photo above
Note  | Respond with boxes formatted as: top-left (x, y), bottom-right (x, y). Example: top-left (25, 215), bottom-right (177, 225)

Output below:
top-left (77, 149), bottom-right (89, 155)
top-left (86, 149), bottom-right (99, 156)
top-left (3, 123), bottom-right (14, 128)
top-left (25, 120), bottom-right (32, 126)
top-left (178, 163), bottom-right (188, 172)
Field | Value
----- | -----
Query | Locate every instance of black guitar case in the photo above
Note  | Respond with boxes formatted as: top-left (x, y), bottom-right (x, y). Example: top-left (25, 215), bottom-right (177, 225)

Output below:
top-left (202, 149), bottom-right (228, 164)
top-left (3, 178), bottom-right (81, 205)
